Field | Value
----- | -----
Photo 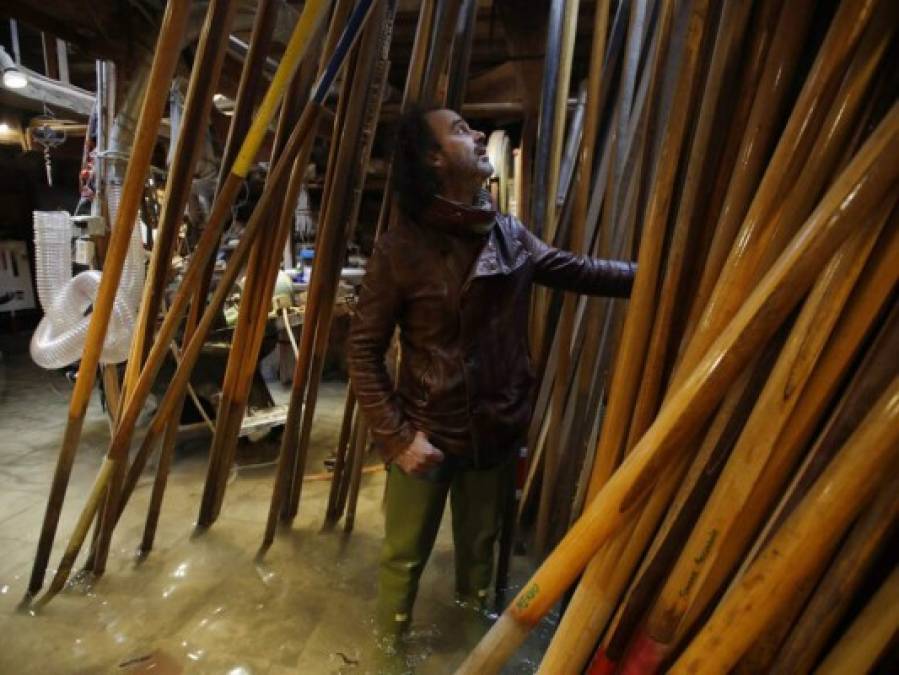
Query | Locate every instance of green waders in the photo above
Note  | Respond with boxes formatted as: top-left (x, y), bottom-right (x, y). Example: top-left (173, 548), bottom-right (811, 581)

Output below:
top-left (377, 455), bottom-right (513, 635)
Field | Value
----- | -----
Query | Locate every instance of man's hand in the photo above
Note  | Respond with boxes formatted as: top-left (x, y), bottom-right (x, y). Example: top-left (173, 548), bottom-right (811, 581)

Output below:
top-left (394, 431), bottom-right (444, 475)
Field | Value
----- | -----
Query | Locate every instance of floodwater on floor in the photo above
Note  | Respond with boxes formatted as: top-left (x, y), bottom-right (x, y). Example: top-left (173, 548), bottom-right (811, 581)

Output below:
top-left (0, 343), bottom-right (555, 673)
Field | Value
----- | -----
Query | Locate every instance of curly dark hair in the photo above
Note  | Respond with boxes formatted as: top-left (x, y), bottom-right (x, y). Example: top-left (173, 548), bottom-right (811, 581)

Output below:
top-left (392, 105), bottom-right (442, 220)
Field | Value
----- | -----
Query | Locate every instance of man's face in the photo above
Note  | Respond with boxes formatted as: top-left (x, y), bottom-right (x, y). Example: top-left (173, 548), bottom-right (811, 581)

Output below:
top-left (424, 109), bottom-right (494, 185)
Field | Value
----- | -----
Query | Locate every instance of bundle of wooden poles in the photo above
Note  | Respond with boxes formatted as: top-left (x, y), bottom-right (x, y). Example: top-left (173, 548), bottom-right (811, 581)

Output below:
top-left (20, 1), bottom-right (899, 671)
top-left (22, 0), bottom-right (486, 608)
top-left (459, 0), bottom-right (899, 673)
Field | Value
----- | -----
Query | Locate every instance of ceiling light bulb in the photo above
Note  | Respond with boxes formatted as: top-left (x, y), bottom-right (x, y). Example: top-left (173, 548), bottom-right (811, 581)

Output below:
top-left (0, 122), bottom-right (10, 133)
top-left (2, 69), bottom-right (27, 89)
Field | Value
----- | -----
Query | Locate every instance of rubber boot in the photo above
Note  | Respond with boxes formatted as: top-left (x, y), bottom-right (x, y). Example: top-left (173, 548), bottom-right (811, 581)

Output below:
top-left (377, 464), bottom-right (450, 636)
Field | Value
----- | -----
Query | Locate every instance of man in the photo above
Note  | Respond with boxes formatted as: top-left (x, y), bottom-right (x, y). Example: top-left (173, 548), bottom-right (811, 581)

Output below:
top-left (348, 107), bottom-right (635, 640)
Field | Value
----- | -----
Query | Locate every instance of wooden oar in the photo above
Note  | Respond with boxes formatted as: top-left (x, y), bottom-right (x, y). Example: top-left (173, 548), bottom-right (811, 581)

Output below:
top-left (420, 0), bottom-right (464, 105)
top-left (26, 0), bottom-right (193, 600)
top-left (273, 0), bottom-right (394, 530)
top-left (665, 4), bottom-right (899, 638)
top-left (187, 0), bottom-right (280, 337)
top-left (88, 0), bottom-right (239, 577)
top-left (669, 374), bottom-right (899, 675)
top-left (194, 13), bottom-right (331, 529)
top-left (343, 415), bottom-right (370, 533)
top-left (324, 386), bottom-right (356, 527)
top-left (731, 270), bottom-right (899, 597)
top-left (538, 2), bottom-right (750, 666)
top-left (679, 0), bottom-right (815, 345)
top-left (535, 0), bottom-right (608, 554)
top-left (604, 206), bottom-right (897, 673)
top-left (673, 0), bottom-right (879, 388)
top-left (816, 564), bottom-right (899, 675)
top-left (572, 329), bottom-right (784, 675)
top-left (42, 105), bottom-right (320, 605)
top-left (117, 1), bottom-right (374, 531)
top-left (591, 337), bottom-right (786, 674)
top-left (770, 473), bottom-right (899, 674)
top-left (543, 0), bottom-right (580, 244)
top-left (444, 0), bottom-right (477, 110)
top-left (623, 203), bottom-right (889, 670)
top-left (29, 0), bottom-right (335, 606)
top-left (454, 101), bottom-right (899, 674)
top-left (584, 0), bottom-right (697, 503)
top-left (625, 0), bottom-right (754, 448)
top-left (530, 0), bottom-right (565, 241)
top-left (195, 0), bottom-right (331, 528)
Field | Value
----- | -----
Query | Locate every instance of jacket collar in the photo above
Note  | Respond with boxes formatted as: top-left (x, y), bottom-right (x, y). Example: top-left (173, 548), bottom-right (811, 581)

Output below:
top-left (420, 189), bottom-right (497, 237)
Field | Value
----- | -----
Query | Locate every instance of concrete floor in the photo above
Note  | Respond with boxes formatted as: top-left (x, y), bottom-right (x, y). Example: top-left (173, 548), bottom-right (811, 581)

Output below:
top-left (0, 339), bottom-right (555, 674)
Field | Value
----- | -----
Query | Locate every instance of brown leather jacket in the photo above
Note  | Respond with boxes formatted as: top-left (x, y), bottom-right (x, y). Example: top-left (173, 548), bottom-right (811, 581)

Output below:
top-left (348, 194), bottom-right (635, 468)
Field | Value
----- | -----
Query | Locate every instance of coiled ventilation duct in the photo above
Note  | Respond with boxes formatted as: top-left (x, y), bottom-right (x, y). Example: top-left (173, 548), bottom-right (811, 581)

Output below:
top-left (30, 189), bottom-right (145, 369)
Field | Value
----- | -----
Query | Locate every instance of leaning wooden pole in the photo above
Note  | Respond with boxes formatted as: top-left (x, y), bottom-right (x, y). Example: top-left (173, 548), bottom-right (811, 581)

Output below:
top-left (26, 0), bottom-right (192, 600)
top-left (816, 564), bottom-right (899, 675)
top-left (283, 11), bottom-right (393, 523)
top-left (236, 0), bottom-right (380, 552)
top-left (89, 0), bottom-right (239, 577)
top-left (669, 374), bottom-right (899, 675)
top-left (769, 472), bottom-right (899, 674)
top-left (454, 101), bottom-right (899, 674)
top-left (188, 0), bottom-right (280, 335)
top-left (537, 3), bottom-right (752, 669)
top-left (120, 0), bottom-right (237, 402)
top-left (38, 106), bottom-right (321, 607)
top-left (112, 2), bottom-right (373, 530)
top-left (195, 19), bottom-right (327, 529)
top-left (584, 0), bottom-right (695, 503)
top-left (533, 0), bottom-right (608, 555)
top-left (28, 0), bottom-right (334, 606)
top-left (672, 0), bottom-right (879, 388)
top-left (679, 0), bottom-right (815, 345)
top-left (324, 385), bottom-right (356, 526)
top-left (619, 204), bottom-right (889, 672)
top-left (281, 0), bottom-right (395, 527)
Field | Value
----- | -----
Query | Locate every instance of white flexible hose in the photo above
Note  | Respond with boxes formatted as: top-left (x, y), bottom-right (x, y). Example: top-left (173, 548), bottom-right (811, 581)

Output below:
top-left (30, 190), bottom-right (145, 368)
